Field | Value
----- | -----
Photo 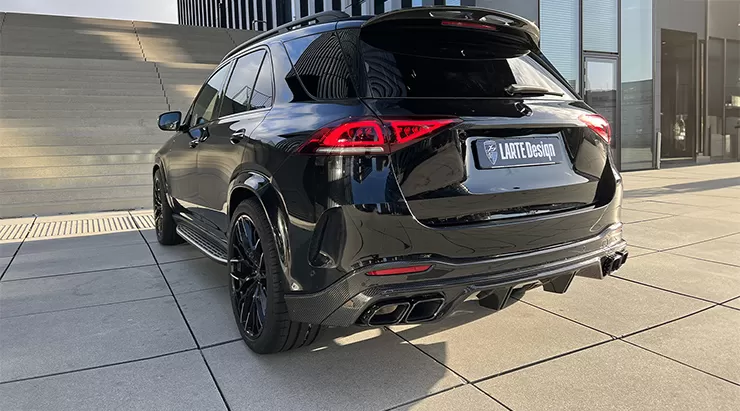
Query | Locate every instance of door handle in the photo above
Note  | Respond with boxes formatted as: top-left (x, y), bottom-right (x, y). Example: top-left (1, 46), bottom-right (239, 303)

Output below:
top-left (230, 129), bottom-right (248, 145)
top-left (189, 139), bottom-right (199, 148)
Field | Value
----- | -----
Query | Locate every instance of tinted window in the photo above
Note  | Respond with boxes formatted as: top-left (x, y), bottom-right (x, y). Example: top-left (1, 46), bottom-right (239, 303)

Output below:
top-left (220, 50), bottom-right (265, 117)
top-left (284, 32), bottom-right (355, 100)
top-left (191, 63), bottom-right (231, 127)
top-left (251, 54), bottom-right (273, 109)
top-left (341, 27), bottom-right (574, 100)
top-left (357, 42), bottom-right (572, 99)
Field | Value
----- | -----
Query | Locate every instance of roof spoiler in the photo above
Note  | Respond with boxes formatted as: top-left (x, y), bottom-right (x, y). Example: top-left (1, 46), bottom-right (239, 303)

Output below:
top-left (223, 10), bottom-right (349, 61)
top-left (362, 6), bottom-right (540, 45)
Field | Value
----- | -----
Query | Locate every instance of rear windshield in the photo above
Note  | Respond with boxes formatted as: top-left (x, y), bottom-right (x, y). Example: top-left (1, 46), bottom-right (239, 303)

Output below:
top-left (338, 27), bottom-right (575, 100)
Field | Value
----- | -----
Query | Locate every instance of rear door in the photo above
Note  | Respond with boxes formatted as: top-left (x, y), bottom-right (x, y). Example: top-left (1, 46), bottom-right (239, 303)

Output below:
top-left (339, 9), bottom-right (615, 226)
top-left (195, 49), bottom-right (271, 235)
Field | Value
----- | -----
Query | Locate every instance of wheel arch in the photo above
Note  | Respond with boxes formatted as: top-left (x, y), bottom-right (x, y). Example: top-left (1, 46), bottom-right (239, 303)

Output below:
top-left (228, 171), bottom-right (295, 292)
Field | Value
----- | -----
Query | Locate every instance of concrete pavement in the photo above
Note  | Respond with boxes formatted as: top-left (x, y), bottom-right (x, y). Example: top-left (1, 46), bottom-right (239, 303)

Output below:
top-left (0, 163), bottom-right (738, 410)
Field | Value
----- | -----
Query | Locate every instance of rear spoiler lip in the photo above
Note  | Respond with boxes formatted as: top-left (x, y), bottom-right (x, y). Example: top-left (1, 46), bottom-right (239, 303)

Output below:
top-left (361, 6), bottom-right (540, 45)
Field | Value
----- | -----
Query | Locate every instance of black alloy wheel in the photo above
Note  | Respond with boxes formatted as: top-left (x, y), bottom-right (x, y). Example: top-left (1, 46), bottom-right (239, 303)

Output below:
top-left (227, 200), bottom-right (320, 354)
top-left (153, 173), bottom-right (164, 235)
top-left (153, 169), bottom-right (181, 245)
top-left (230, 215), bottom-right (268, 340)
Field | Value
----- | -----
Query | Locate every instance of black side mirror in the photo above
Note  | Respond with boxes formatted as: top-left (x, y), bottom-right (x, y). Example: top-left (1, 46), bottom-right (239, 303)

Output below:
top-left (158, 111), bottom-right (182, 131)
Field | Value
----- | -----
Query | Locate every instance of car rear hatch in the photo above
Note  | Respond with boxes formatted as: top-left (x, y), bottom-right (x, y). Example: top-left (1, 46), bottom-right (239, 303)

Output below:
top-left (339, 7), bottom-right (617, 226)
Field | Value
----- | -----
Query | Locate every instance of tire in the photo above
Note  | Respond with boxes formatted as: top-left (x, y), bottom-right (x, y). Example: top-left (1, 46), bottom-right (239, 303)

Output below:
top-left (228, 199), bottom-right (320, 354)
top-left (153, 169), bottom-right (183, 245)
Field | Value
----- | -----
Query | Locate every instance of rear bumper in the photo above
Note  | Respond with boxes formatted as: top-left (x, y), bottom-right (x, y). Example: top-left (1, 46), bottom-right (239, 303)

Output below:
top-left (285, 222), bottom-right (627, 326)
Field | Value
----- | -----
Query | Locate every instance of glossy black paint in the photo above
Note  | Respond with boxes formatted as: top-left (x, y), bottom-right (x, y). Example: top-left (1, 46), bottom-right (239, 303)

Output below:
top-left (154, 10), bottom-right (625, 326)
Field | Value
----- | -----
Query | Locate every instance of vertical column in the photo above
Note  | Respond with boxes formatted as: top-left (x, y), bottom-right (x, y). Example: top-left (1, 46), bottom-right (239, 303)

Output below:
top-left (308, 0), bottom-right (316, 15)
top-left (324, 0), bottom-right (333, 12)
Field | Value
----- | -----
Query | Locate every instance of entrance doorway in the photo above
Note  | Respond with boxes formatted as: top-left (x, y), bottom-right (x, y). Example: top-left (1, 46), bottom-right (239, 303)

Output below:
top-left (584, 55), bottom-right (619, 165)
top-left (660, 29), bottom-right (698, 161)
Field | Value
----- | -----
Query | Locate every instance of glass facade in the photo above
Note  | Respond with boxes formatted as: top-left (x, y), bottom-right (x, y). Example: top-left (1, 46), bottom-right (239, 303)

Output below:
top-left (620, 0), bottom-right (654, 170)
top-left (583, 0), bottom-right (618, 53)
top-left (539, 0), bottom-right (580, 91)
top-left (179, 0), bottom-right (740, 168)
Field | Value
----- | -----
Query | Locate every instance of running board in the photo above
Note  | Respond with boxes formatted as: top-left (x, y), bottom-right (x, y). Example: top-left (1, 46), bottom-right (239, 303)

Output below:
top-left (176, 224), bottom-right (229, 264)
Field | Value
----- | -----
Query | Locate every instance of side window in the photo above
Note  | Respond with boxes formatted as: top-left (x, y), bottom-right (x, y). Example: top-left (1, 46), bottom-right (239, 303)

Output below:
top-left (220, 50), bottom-right (265, 117)
top-left (251, 54), bottom-right (273, 109)
top-left (190, 64), bottom-right (231, 127)
top-left (284, 32), bottom-right (355, 100)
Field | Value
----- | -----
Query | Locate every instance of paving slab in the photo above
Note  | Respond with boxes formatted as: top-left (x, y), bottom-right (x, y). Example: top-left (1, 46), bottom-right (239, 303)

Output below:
top-left (0, 257), bottom-right (10, 274)
top-left (667, 236), bottom-right (740, 267)
top-left (148, 241), bottom-right (205, 264)
top-left (622, 201), bottom-right (708, 216)
top-left (16, 231), bottom-right (144, 255)
top-left (178, 286), bottom-right (240, 347)
top-left (477, 340), bottom-right (740, 411)
top-left (626, 306), bottom-right (740, 384)
top-left (724, 297), bottom-right (740, 310)
top-left (160, 258), bottom-right (227, 295)
top-left (621, 208), bottom-right (672, 224)
top-left (682, 208), bottom-right (740, 223)
top-left (623, 215), bottom-right (739, 250)
top-left (0, 241), bottom-right (21, 258)
top-left (0, 351), bottom-right (226, 411)
top-left (2, 242), bottom-right (155, 281)
top-left (614, 252), bottom-right (740, 302)
top-left (0, 296), bottom-right (195, 382)
top-left (652, 193), bottom-right (739, 208)
top-left (520, 277), bottom-right (712, 337)
top-left (627, 245), bottom-right (658, 256)
top-left (394, 385), bottom-right (506, 411)
top-left (202, 329), bottom-right (464, 411)
top-left (390, 301), bottom-right (609, 381)
top-left (0, 265), bottom-right (168, 318)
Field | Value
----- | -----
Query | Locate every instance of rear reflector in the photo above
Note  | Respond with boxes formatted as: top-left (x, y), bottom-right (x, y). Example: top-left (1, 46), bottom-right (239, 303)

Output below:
top-left (299, 118), bottom-right (459, 155)
top-left (579, 114), bottom-right (611, 144)
top-left (367, 264), bottom-right (432, 276)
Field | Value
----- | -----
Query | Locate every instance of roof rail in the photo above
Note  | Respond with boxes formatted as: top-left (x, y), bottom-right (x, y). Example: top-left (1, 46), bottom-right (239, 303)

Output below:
top-left (223, 10), bottom-right (350, 61)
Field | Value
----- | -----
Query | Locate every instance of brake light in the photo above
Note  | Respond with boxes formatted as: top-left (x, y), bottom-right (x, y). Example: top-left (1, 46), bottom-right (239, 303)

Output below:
top-left (367, 265), bottom-right (432, 276)
top-left (298, 118), bottom-right (458, 155)
top-left (441, 21), bottom-right (497, 31)
top-left (579, 114), bottom-right (611, 144)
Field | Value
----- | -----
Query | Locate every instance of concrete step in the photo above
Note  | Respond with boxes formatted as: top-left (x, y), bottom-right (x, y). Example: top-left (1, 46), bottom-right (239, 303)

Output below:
top-left (0, 95), bottom-right (166, 105)
top-left (0, 128), bottom-right (166, 147)
top-left (0, 87), bottom-right (165, 96)
top-left (0, 197), bottom-right (151, 219)
top-left (0, 174), bottom-right (151, 192)
top-left (0, 72), bottom-right (160, 83)
top-left (1, 39), bottom-right (142, 50)
top-left (0, 49), bottom-right (145, 61)
top-left (4, 12), bottom-right (136, 28)
top-left (0, 164), bottom-right (152, 179)
top-left (0, 67), bottom-right (159, 77)
top-left (0, 109), bottom-right (163, 119)
top-left (1, 154), bottom-right (155, 168)
top-left (0, 79), bottom-right (163, 89)
top-left (0, 102), bottom-right (168, 111)
top-left (0, 117), bottom-right (164, 127)
top-left (0, 55), bottom-right (156, 70)
top-left (0, 144), bottom-right (162, 158)
top-left (0, 185), bottom-right (151, 206)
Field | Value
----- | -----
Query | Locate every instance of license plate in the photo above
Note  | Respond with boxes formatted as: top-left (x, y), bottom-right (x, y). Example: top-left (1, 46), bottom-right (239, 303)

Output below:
top-left (474, 136), bottom-right (563, 169)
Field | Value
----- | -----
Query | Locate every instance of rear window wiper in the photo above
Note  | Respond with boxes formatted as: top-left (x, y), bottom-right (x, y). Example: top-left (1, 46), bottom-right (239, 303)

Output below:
top-left (505, 84), bottom-right (564, 97)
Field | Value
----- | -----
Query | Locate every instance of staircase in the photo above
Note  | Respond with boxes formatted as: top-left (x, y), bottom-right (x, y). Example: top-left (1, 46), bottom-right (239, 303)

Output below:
top-left (0, 12), bottom-right (257, 218)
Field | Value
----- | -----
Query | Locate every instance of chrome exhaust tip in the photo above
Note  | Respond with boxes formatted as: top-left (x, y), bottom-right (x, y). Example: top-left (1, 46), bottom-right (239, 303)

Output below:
top-left (405, 297), bottom-right (445, 323)
top-left (360, 301), bottom-right (411, 326)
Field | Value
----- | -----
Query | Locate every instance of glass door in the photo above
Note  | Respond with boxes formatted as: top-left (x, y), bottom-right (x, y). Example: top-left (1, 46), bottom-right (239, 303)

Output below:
top-left (584, 55), bottom-right (619, 166)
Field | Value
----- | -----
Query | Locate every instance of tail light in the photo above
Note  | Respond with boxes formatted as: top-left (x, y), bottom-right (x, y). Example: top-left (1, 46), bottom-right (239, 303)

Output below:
top-left (579, 114), bottom-right (611, 144)
top-left (298, 118), bottom-right (458, 155)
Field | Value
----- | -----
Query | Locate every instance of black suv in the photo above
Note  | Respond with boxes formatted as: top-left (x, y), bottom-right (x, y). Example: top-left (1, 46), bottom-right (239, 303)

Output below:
top-left (154, 7), bottom-right (627, 354)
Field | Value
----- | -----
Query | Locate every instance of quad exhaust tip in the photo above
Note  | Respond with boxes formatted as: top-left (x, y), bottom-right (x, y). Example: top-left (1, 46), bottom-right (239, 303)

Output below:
top-left (360, 296), bottom-right (445, 326)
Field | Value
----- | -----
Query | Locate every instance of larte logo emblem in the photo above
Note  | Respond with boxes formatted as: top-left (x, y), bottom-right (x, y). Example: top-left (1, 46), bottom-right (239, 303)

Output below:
top-left (483, 140), bottom-right (499, 165)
